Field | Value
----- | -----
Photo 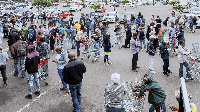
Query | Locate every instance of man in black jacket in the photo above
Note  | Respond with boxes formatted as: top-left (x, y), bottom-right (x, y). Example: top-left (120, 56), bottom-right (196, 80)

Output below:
top-left (159, 42), bottom-right (172, 76)
top-left (62, 52), bottom-right (86, 112)
top-left (25, 45), bottom-right (40, 99)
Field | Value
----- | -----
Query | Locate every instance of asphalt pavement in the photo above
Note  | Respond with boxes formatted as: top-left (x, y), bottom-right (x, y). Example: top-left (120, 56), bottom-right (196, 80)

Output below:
top-left (0, 4), bottom-right (199, 112)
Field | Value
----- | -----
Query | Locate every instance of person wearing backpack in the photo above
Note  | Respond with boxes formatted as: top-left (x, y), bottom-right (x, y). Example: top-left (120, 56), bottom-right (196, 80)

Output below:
top-left (11, 36), bottom-right (28, 78)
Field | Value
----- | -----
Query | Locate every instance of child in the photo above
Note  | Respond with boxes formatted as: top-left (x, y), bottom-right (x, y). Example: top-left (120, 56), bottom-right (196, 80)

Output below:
top-left (103, 32), bottom-right (111, 65)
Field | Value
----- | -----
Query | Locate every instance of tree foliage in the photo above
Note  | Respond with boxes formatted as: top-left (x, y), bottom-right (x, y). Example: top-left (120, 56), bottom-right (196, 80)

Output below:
top-left (90, 4), bottom-right (100, 10)
top-left (121, 0), bottom-right (130, 4)
top-left (32, 0), bottom-right (59, 7)
top-left (168, 0), bottom-right (180, 6)
top-left (173, 5), bottom-right (187, 11)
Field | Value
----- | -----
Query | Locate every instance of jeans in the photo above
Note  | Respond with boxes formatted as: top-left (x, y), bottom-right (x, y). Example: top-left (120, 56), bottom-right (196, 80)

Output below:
top-left (28, 72), bottom-right (40, 95)
top-left (149, 55), bottom-right (154, 71)
top-left (69, 83), bottom-right (82, 112)
top-left (192, 25), bottom-right (196, 32)
top-left (76, 41), bottom-right (81, 56)
top-left (104, 55), bottom-right (109, 63)
top-left (149, 100), bottom-right (166, 112)
top-left (94, 42), bottom-right (101, 56)
top-left (66, 29), bottom-right (71, 39)
top-left (132, 53), bottom-right (138, 70)
top-left (71, 36), bottom-right (76, 48)
top-left (0, 65), bottom-right (7, 84)
top-left (14, 56), bottom-right (25, 77)
top-left (58, 69), bottom-right (68, 88)
top-left (163, 58), bottom-right (169, 74)
top-left (179, 61), bottom-right (191, 78)
top-left (140, 39), bottom-right (146, 50)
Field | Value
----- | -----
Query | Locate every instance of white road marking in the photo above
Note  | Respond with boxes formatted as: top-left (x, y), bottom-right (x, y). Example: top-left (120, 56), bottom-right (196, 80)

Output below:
top-left (17, 91), bottom-right (47, 112)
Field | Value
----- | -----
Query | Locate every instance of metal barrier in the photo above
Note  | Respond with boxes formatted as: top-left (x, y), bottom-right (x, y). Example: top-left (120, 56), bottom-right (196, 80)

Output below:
top-left (179, 77), bottom-right (191, 112)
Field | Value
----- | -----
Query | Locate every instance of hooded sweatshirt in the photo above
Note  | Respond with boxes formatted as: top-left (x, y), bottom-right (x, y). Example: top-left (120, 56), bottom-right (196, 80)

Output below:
top-left (140, 75), bottom-right (166, 104)
top-left (25, 51), bottom-right (40, 74)
top-left (55, 49), bottom-right (68, 69)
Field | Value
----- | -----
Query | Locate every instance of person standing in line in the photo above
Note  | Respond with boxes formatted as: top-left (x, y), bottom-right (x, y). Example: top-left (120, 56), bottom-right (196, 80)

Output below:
top-left (163, 17), bottom-right (169, 31)
top-left (159, 42), bottom-right (172, 76)
top-left (140, 74), bottom-right (166, 112)
top-left (25, 45), bottom-right (40, 99)
top-left (103, 32), bottom-right (112, 65)
top-left (62, 52), bottom-right (86, 112)
top-left (138, 27), bottom-right (146, 51)
top-left (147, 34), bottom-right (156, 74)
top-left (177, 41), bottom-right (193, 80)
top-left (0, 46), bottom-right (9, 87)
top-left (11, 36), bottom-right (28, 78)
top-left (52, 47), bottom-right (70, 95)
top-left (70, 23), bottom-right (77, 49)
top-left (130, 33), bottom-right (140, 72)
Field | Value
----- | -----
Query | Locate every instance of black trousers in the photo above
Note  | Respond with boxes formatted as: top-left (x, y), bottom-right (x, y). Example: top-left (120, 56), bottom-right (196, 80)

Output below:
top-left (0, 65), bottom-right (7, 84)
top-left (132, 53), bottom-right (138, 70)
top-left (76, 41), bottom-right (81, 56)
top-left (106, 106), bottom-right (125, 112)
top-left (3, 30), bottom-right (8, 38)
top-left (125, 35), bottom-right (131, 47)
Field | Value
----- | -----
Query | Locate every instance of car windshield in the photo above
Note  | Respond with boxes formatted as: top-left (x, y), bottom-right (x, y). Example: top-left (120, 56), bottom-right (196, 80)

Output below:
top-left (191, 8), bottom-right (200, 11)
top-left (107, 12), bottom-right (116, 16)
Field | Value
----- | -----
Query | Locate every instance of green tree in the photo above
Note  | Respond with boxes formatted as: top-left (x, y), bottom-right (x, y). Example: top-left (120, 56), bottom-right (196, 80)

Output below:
top-left (121, 0), bottom-right (129, 5)
top-left (90, 4), bottom-right (101, 10)
top-left (168, 0), bottom-right (180, 6)
top-left (173, 5), bottom-right (187, 12)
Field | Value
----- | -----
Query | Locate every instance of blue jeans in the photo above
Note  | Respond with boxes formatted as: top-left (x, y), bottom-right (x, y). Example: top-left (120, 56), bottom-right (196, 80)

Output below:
top-left (69, 83), bottom-right (82, 112)
top-left (163, 58), bottom-right (169, 74)
top-left (66, 29), bottom-right (71, 39)
top-left (149, 100), bottom-right (166, 112)
top-left (71, 36), bottom-right (76, 48)
top-left (28, 72), bottom-right (40, 95)
top-left (104, 55), bottom-right (109, 63)
top-left (14, 56), bottom-right (25, 77)
top-left (179, 61), bottom-right (191, 78)
top-left (58, 69), bottom-right (68, 88)
top-left (140, 39), bottom-right (146, 50)
top-left (94, 42), bottom-right (100, 56)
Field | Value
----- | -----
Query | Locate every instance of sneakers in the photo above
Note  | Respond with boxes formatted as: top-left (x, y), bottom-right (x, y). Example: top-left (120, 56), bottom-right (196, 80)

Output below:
top-left (150, 71), bottom-right (156, 74)
top-left (34, 91), bottom-right (40, 96)
top-left (3, 83), bottom-right (7, 87)
top-left (60, 87), bottom-right (66, 91)
top-left (163, 74), bottom-right (169, 76)
top-left (25, 94), bottom-right (32, 99)
top-left (168, 70), bottom-right (172, 75)
top-left (185, 77), bottom-right (194, 80)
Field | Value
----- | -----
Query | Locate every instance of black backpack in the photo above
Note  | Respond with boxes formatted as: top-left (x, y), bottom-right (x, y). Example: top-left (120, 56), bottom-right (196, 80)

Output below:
top-left (17, 42), bottom-right (26, 57)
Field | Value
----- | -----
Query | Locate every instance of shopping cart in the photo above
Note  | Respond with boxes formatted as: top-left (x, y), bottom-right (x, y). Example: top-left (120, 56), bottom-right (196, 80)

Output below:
top-left (38, 57), bottom-right (49, 86)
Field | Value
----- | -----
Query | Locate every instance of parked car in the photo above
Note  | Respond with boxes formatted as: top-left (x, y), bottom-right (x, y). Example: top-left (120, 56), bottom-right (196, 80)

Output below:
top-left (110, 3), bottom-right (119, 7)
top-left (183, 8), bottom-right (190, 13)
top-left (189, 7), bottom-right (200, 15)
top-left (69, 5), bottom-right (83, 12)
top-left (102, 12), bottom-right (117, 23)
top-left (123, 3), bottom-right (135, 7)
top-left (95, 7), bottom-right (106, 13)
top-left (119, 12), bottom-right (136, 24)
top-left (63, 3), bottom-right (70, 7)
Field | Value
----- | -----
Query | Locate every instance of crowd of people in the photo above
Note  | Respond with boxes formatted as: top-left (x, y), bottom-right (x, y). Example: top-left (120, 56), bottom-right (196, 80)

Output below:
top-left (0, 7), bottom-right (198, 112)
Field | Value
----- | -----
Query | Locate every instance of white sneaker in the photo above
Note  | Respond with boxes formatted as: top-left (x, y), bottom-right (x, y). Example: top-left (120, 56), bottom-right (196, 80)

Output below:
top-left (150, 71), bottom-right (156, 74)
